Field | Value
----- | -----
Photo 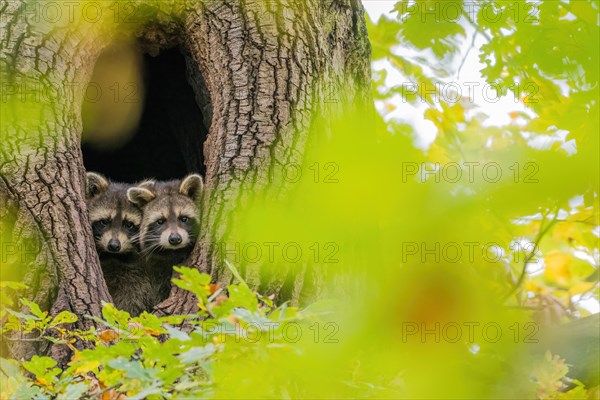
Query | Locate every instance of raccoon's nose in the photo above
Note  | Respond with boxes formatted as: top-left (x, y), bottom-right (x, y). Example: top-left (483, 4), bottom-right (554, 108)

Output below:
top-left (107, 239), bottom-right (121, 252)
top-left (168, 233), bottom-right (182, 245)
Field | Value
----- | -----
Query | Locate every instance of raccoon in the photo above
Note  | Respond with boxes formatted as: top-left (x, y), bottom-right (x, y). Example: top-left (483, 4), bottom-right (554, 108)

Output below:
top-left (85, 172), bottom-right (154, 316)
top-left (127, 174), bottom-right (203, 305)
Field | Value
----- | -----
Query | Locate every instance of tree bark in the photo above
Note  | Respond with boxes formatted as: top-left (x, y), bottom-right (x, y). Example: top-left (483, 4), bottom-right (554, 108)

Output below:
top-left (1, 0), bottom-right (372, 357)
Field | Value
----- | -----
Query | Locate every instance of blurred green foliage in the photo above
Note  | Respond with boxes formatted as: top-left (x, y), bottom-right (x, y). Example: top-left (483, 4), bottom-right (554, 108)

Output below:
top-left (1, 0), bottom-right (599, 398)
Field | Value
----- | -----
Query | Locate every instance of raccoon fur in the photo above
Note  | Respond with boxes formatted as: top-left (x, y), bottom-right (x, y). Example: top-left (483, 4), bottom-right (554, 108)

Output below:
top-left (85, 172), bottom-right (154, 316)
top-left (127, 174), bottom-right (203, 305)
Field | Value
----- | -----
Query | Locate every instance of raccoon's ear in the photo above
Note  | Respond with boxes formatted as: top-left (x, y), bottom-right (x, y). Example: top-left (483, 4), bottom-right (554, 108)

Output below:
top-left (127, 187), bottom-right (156, 207)
top-left (179, 174), bottom-right (204, 200)
top-left (86, 172), bottom-right (109, 198)
top-left (136, 179), bottom-right (156, 190)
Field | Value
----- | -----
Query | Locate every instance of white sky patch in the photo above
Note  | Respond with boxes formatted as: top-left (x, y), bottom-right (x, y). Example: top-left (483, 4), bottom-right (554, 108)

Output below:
top-left (372, 59), bottom-right (438, 149)
top-left (363, 1), bottom-right (539, 148)
top-left (573, 249), bottom-right (599, 267)
top-left (362, 0), bottom-right (396, 22)
top-left (469, 343), bottom-right (480, 354)
top-left (512, 212), bottom-right (544, 225)
top-left (568, 195), bottom-right (585, 209)
top-left (573, 295), bottom-right (600, 315)
top-left (452, 27), bottom-right (537, 127)
top-left (510, 238), bottom-right (544, 276)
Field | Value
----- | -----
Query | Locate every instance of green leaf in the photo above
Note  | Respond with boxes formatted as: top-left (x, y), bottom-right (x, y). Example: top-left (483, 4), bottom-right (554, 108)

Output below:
top-left (56, 382), bottom-right (89, 400)
top-left (0, 281), bottom-right (28, 290)
top-left (212, 284), bottom-right (259, 319)
top-left (172, 267), bottom-right (211, 301)
top-left (5, 308), bottom-right (41, 322)
top-left (20, 299), bottom-right (48, 321)
top-left (42, 336), bottom-right (69, 344)
top-left (101, 302), bottom-right (131, 329)
top-left (49, 311), bottom-right (78, 327)
top-left (0, 357), bottom-right (23, 379)
top-left (164, 325), bottom-right (191, 342)
top-left (223, 260), bottom-right (248, 287)
top-left (179, 344), bottom-right (216, 364)
top-left (108, 357), bottom-right (157, 382)
top-left (13, 382), bottom-right (48, 400)
top-left (22, 356), bottom-right (59, 380)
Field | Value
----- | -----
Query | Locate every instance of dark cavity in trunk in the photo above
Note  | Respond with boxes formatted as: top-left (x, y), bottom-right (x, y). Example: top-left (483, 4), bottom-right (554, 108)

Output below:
top-left (81, 46), bottom-right (209, 182)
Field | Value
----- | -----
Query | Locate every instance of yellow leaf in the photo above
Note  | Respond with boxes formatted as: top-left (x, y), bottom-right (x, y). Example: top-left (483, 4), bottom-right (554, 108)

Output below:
top-left (569, 281), bottom-right (595, 295)
top-left (98, 329), bottom-right (120, 343)
top-left (36, 377), bottom-right (48, 387)
top-left (552, 221), bottom-right (580, 243)
top-left (525, 280), bottom-right (547, 294)
top-left (528, 221), bottom-right (542, 234)
top-left (212, 334), bottom-right (227, 344)
top-left (74, 360), bottom-right (101, 375)
top-left (209, 283), bottom-right (220, 295)
top-left (567, 207), bottom-right (596, 223)
top-left (571, 1), bottom-right (598, 25)
top-left (544, 251), bottom-right (572, 287)
top-left (103, 389), bottom-right (126, 400)
top-left (424, 108), bottom-right (444, 131)
top-left (427, 143), bottom-right (451, 164)
top-left (145, 328), bottom-right (162, 337)
top-left (70, 350), bottom-right (82, 363)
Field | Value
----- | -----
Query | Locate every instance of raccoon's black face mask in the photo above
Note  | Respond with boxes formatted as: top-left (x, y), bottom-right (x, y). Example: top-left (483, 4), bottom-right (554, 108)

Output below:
top-left (91, 213), bottom-right (140, 256)
top-left (143, 208), bottom-right (199, 252)
top-left (85, 172), bottom-right (142, 258)
top-left (128, 174), bottom-right (203, 254)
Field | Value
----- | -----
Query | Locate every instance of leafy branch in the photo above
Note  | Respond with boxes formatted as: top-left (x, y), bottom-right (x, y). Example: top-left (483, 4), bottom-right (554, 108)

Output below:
top-left (502, 207), bottom-right (560, 303)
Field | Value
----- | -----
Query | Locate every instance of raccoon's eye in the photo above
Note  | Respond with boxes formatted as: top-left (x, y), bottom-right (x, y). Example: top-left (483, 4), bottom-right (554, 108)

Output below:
top-left (123, 220), bottom-right (134, 229)
top-left (100, 219), bottom-right (110, 226)
top-left (156, 218), bottom-right (165, 225)
top-left (179, 216), bottom-right (189, 223)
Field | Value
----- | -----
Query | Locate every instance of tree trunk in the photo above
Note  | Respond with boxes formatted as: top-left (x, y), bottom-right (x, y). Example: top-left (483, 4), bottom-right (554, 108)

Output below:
top-left (0, 0), bottom-right (371, 357)
top-left (0, 0), bottom-right (117, 360)
top-left (156, 0), bottom-right (372, 316)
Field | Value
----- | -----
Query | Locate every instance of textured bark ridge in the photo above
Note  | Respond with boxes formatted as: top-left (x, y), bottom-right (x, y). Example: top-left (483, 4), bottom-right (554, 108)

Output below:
top-left (0, 0), bottom-right (371, 356)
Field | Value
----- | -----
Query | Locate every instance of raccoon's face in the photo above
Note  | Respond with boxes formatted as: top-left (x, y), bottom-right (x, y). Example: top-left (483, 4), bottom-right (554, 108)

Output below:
top-left (127, 174), bottom-right (203, 253)
top-left (85, 173), bottom-right (142, 257)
